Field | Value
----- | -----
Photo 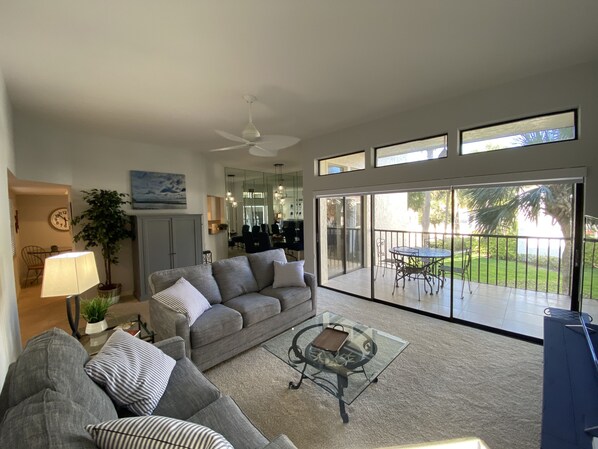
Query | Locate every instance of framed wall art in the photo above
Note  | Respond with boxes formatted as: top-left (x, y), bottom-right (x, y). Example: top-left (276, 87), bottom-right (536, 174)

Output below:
top-left (130, 170), bottom-right (187, 209)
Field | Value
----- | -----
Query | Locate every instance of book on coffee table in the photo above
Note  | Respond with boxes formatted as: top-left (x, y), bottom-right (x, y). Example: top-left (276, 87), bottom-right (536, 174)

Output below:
top-left (311, 326), bottom-right (349, 353)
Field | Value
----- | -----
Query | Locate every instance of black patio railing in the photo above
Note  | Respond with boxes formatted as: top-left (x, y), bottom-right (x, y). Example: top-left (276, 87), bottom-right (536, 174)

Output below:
top-left (324, 227), bottom-right (598, 299)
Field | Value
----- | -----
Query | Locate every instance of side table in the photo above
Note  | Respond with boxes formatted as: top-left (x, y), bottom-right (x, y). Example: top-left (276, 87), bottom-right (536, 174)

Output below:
top-left (79, 314), bottom-right (154, 355)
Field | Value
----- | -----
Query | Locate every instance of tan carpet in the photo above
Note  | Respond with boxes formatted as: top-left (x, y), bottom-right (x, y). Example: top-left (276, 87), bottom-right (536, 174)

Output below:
top-left (204, 288), bottom-right (542, 449)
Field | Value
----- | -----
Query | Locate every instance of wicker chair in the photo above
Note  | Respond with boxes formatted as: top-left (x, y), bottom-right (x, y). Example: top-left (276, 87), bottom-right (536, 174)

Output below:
top-left (21, 245), bottom-right (47, 285)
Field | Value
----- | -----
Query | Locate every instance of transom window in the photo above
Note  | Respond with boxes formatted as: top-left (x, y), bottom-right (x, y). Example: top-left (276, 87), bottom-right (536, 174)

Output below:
top-left (461, 110), bottom-right (576, 155)
top-left (318, 152), bottom-right (365, 176)
top-left (375, 134), bottom-right (448, 167)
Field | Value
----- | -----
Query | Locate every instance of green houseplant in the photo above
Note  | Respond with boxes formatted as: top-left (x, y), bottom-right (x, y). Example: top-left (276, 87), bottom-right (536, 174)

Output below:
top-left (72, 189), bottom-right (134, 304)
top-left (80, 297), bottom-right (112, 334)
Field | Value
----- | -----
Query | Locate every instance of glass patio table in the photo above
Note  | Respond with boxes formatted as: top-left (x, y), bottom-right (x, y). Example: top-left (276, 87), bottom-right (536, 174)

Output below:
top-left (263, 311), bottom-right (409, 422)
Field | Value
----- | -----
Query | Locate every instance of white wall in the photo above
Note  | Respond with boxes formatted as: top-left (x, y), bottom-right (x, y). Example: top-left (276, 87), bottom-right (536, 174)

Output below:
top-left (0, 69), bottom-right (21, 390)
top-left (301, 62), bottom-right (598, 273)
top-left (12, 110), bottom-right (227, 295)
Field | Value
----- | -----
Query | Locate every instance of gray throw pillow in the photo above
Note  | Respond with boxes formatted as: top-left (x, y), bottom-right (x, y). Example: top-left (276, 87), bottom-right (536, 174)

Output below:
top-left (273, 260), bottom-right (307, 288)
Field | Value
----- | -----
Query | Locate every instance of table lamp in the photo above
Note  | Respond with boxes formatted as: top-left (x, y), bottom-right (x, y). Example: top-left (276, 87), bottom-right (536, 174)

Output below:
top-left (41, 251), bottom-right (100, 339)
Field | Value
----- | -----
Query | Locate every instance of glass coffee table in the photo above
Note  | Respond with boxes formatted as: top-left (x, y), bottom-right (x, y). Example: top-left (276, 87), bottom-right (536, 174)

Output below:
top-left (263, 311), bottom-right (409, 423)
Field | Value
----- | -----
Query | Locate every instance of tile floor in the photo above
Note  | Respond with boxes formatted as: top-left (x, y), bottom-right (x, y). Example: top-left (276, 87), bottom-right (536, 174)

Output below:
top-left (323, 266), bottom-right (597, 339)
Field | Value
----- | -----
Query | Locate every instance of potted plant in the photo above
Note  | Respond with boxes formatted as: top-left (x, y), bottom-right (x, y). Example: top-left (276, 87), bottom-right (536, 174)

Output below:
top-left (81, 297), bottom-right (112, 334)
top-left (72, 189), bottom-right (134, 304)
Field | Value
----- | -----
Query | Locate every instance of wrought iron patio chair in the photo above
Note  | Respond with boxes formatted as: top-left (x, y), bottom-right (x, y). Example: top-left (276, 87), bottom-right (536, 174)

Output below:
top-left (392, 249), bottom-right (433, 300)
top-left (374, 238), bottom-right (395, 280)
top-left (436, 247), bottom-right (472, 299)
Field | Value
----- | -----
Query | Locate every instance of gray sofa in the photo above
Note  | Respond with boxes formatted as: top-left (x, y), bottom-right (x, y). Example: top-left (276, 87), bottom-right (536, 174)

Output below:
top-left (0, 328), bottom-right (297, 449)
top-left (149, 249), bottom-right (317, 371)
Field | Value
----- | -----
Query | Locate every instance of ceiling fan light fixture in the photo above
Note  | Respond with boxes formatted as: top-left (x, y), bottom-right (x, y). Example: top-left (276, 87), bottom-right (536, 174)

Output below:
top-left (209, 96), bottom-right (299, 156)
top-left (242, 121), bottom-right (261, 141)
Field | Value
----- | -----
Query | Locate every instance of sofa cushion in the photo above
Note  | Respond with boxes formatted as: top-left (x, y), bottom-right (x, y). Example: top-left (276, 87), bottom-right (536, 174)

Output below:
top-left (212, 256), bottom-right (259, 302)
top-left (225, 293), bottom-right (281, 327)
top-left (153, 277), bottom-right (212, 325)
top-left (190, 304), bottom-right (243, 348)
top-left (188, 395), bottom-right (269, 449)
top-left (0, 363), bottom-right (14, 420)
top-left (150, 264), bottom-right (223, 305)
top-left (273, 260), bottom-right (307, 288)
top-left (260, 286), bottom-right (312, 311)
top-left (247, 249), bottom-right (287, 290)
top-left (84, 329), bottom-right (176, 415)
top-left (87, 415), bottom-right (233, 449)
top-left (0, 389), bottom-right (99, 449)
top-left (153, 357), bottom-right (221, 420)
top-left (6, 328), bottom-right (117, 422)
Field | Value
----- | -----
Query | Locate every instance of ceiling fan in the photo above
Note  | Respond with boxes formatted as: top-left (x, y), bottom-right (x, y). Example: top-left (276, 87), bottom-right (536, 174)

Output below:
top-left (209, 95), bottom-right (300, 157)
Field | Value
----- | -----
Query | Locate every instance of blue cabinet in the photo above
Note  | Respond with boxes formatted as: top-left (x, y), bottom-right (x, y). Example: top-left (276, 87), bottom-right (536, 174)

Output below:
top-left (542, 310), bottom-right (598, 449)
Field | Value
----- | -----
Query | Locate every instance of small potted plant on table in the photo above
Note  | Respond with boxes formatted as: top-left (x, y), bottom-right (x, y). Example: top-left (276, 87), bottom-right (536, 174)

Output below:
top-left (81, 297), bottom-right (112, 334)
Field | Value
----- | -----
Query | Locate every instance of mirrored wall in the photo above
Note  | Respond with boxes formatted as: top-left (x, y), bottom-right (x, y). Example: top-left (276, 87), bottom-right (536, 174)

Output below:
top-left (224, 166), bottom-right (303, 234)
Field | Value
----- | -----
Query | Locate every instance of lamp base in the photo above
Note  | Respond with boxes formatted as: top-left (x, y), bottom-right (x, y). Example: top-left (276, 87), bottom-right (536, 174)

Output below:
top-left (66, 295), bottom-right (81, 339)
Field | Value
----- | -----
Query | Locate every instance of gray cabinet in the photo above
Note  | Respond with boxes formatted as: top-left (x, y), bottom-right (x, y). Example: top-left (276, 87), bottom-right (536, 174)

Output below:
top-left (132, 214), bottom-right (203, 299)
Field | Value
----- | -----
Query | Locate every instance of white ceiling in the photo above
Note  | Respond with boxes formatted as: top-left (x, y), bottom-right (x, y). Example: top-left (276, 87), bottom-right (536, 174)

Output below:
top-left (1, 0), bottom-right (597, 173)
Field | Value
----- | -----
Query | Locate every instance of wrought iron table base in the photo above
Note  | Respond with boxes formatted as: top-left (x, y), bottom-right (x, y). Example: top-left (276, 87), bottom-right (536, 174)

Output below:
top-left (288, 362), bottom-right (379, 423)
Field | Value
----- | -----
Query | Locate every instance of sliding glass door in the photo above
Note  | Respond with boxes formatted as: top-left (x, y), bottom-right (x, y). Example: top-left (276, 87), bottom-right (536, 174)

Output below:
top-left (317, 181), bottom-right (583, 339)
top-left (318, 196), bottom-right (370, 296)
top-left (372, 189), bottom-right (452, 317)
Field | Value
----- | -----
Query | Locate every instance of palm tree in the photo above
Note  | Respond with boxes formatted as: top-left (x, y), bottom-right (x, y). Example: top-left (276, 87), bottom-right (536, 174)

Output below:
top-left (461, 128), bottom-right (574, 294)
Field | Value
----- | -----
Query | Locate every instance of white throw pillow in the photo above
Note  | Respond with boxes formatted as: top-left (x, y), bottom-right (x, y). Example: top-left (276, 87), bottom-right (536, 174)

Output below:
top-left (84, 329), bottom-right (176, 415)
top-left (87, 415), bottom-right (233, 449)
top-left (152, 277), bottom-right (212, 325)
top-left (273, 260), bottom-right (307, 288)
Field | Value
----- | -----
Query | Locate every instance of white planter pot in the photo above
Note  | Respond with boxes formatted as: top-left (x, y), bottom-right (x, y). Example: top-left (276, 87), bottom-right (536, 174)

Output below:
top-left (85, 319), bottom-right (108, 335)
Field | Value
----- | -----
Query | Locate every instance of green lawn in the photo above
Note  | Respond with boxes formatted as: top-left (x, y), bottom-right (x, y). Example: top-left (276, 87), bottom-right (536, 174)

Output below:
top-left (444, 254), bottom-right (598, 299)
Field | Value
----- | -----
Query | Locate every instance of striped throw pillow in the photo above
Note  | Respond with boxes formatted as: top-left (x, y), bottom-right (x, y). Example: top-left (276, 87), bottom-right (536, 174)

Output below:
top-left (84, 329), bottom-right (176, 415)
top-left (87, 415), bottom-right (233, 449)
top-left (153, 277), bottom-right (212, 325)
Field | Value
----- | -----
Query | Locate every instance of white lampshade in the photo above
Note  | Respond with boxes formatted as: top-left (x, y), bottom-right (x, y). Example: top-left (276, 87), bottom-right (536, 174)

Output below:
top-left (41, 251), bottom-right (100, 297)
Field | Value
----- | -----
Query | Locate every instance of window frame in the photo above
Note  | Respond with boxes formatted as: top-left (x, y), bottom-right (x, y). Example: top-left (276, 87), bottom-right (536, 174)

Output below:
top-left (374, 133), bottom-right (449, 168)
top-left (318, 150), bottom-right (366, 176)
top-left (459, 109), bottom-right (578, 156)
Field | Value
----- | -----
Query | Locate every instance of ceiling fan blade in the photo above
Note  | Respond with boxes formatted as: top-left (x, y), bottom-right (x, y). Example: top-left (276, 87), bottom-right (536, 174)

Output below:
top-left (249, 146), bottom-right (278, 157)
top-left (215, 129), bottom-right (249, 144)
top-left (209, 144), bottom-right (248, 152)
top-left (257, 135), bottom-right (300, 151)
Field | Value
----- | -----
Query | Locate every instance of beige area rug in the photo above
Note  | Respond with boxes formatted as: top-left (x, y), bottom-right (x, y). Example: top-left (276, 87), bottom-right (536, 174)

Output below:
top-left (204, 288), bottom-right (543, 449)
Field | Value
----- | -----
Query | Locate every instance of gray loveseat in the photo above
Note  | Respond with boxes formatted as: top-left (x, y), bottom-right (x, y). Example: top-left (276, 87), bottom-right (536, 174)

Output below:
top-left (149, 249), bottom-right (317, 371)
top-left (0, 328), bottom-right (297, 449)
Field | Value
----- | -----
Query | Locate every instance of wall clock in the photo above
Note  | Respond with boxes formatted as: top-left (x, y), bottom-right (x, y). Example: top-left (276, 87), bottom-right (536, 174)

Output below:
top-left (49, 207), bottom-right (70, 231)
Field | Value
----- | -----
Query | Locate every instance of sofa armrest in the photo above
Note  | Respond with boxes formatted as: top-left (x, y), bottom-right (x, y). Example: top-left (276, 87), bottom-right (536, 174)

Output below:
top-left (149, 299), bottom-right (191, 358)
top-left (154, 336), bottom-right (186, 360)
top-left (304, 271), bottom-right (317, 311)
top-left (262, 435), bottom-right (299, 449)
